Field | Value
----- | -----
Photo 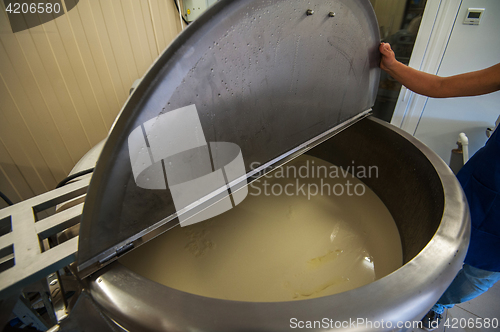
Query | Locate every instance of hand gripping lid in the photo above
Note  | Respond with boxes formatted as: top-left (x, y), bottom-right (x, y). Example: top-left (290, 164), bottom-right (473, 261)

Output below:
top-left (78, 0), bottom-right (381, 275)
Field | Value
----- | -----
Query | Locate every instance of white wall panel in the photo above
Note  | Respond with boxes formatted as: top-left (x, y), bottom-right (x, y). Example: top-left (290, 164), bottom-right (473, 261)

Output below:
top-left (413, 0), bottom-right (500, 161)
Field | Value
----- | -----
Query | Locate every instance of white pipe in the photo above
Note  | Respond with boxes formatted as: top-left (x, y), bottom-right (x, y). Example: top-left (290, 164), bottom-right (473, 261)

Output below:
top-left (458, 133), bottom-right (469, 164)
top-left (177, 0), bottom-right (184, 30)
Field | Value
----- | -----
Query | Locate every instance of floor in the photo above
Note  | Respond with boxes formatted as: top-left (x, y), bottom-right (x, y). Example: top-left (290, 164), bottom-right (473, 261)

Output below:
top-left (411, 281), bottom-right (500, 332)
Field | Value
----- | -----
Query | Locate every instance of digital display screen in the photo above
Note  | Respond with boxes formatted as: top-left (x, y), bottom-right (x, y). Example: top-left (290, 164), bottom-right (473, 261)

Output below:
top-left (468, 12), bottom-right (481, 19)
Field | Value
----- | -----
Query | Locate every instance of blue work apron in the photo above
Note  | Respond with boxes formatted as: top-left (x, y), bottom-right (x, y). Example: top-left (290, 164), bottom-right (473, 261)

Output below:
top-left (457, 126), bottom-right (500, 272)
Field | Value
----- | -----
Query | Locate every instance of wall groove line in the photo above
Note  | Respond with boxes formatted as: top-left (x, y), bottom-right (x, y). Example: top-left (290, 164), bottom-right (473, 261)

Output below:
top-left (0, 72), bottom-right (50, 193)
top-left (87, 1), bottom-right (122, 110)
top-left (50, 21), bottom-right (94, 148)
top-left (61, 1), bottom-right (110, 133)
top-left (147, 0), bottom-right (162, 56)
top-left (13, 30), bottom-right (73, 176)
top-left (0, 43), bottom-right (57, 189)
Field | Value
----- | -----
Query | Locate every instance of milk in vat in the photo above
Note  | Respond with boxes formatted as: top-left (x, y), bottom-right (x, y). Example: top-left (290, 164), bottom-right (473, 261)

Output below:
top-left (120, 155), bottom-right (402, 302)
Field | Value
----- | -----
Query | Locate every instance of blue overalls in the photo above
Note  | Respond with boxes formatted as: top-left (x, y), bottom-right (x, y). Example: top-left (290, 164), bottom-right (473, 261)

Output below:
top-left (432, 126), bottom-right (500, 314)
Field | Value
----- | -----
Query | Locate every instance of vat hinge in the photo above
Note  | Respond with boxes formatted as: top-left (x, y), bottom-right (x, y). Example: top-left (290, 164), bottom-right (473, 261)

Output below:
top-left (98, 242), bottom-right (135, 264)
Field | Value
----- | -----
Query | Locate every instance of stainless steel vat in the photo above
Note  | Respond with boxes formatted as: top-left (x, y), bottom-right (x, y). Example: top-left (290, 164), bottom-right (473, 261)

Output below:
top-left (0, 0), bottom-right (470, 330)
top-left (85, 116), bottom-right (469, 331)
top-left (66, 0), bottom-right (470, 330)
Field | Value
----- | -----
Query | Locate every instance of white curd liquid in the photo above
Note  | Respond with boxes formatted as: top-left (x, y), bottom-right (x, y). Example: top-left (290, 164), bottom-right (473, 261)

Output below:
top-left (120, 155), bottom-right (402, 302)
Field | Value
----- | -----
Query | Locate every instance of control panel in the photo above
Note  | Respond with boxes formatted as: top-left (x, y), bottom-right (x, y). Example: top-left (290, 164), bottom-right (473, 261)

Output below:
top-left (463, 8), bottom-right (485, 25)
top-left (182, 0), bottom-right (218, 22)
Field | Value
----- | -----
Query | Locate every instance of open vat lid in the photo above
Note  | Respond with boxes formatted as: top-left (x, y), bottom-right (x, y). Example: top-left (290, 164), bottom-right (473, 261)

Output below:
top-left (78, 0), bottom-right (380, 276)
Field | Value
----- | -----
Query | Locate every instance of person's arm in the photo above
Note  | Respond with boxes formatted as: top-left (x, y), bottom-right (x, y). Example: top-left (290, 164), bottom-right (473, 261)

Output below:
top-left (379, 42), bottom-right (500, 98)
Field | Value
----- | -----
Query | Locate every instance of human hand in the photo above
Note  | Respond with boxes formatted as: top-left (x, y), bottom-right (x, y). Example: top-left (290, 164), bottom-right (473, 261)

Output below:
top-left (379, 42), bottom-right (397, 72)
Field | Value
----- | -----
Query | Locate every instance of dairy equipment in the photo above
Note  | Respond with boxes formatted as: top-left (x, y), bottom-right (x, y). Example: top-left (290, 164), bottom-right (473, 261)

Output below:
top-left (76, 0), bottom-right (381, 277)
top-left (180, 0), bottom-right (218, 22)
top-left (0, 0), bottom-right (469, 331)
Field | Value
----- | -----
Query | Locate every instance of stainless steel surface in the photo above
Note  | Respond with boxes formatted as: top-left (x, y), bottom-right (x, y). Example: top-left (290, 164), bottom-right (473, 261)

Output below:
top-left (47, 325), bottom-right (61, 332)
top-left (47, 271), bottom-right (69, 321)
top-left (0, 174), bottom-right (91, 298)
top-left (68, 139), bottom-right (105, 176)
top-left (78, 0), bottom-right (381, 276)
top-left (87, 117), bottom-right (470, 331)
top-left (13, 294), bottom-right (51, 330)
top-left (55, 139), bottom-right (106, 214)
top-left (57, 291), bottom-right (120, 332)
